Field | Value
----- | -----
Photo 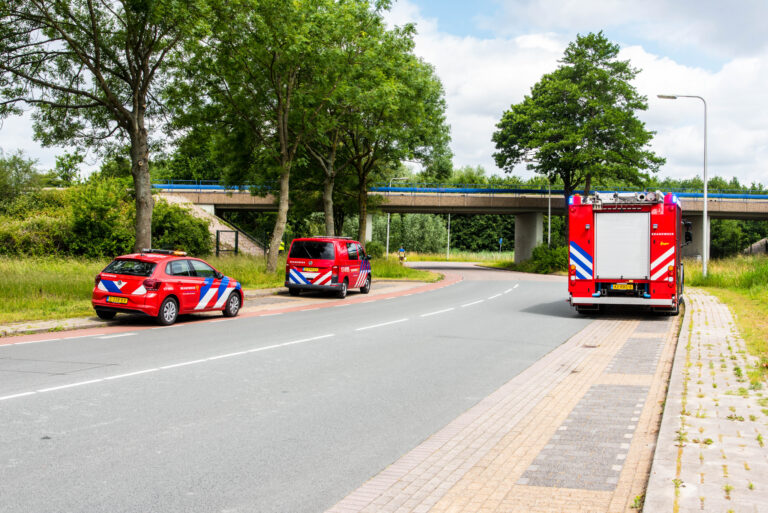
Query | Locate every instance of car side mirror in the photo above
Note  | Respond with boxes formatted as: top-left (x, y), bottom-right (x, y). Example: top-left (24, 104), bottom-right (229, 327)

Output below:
top-left (215, 271), bottom-right (224, 279)
top-left (685, 231), bottom-right (693, 244)
top-left (364, 254), bottom-right (371, 261)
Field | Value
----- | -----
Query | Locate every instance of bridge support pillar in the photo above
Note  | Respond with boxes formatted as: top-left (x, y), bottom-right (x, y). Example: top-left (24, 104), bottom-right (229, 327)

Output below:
top-left (514, 213), bottom-right (543, 263)
top-left (199, 204), bottom-right (215, 215)
top-left (365, 214), bottom-right (373, 242)
top-left (681, 214), bottom-right (709, 260)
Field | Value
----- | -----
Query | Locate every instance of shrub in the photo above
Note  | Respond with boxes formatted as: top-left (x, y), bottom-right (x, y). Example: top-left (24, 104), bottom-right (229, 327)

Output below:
top-left (365, 240), bottom-right (384, 258)
top-left (152, 199), bottom-right (212, 256)
top-left (68, 179), bottom-right (135, 257)
top-left (528, 245), bottom-right (568, 273)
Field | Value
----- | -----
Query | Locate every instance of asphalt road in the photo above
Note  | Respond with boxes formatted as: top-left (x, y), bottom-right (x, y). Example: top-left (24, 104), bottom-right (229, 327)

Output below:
top-left (0, 264), bottom-right (592, 513)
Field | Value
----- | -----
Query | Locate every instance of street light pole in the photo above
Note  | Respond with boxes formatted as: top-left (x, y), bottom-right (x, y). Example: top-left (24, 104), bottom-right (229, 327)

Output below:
top-left (658, 94), bottom-right (708, 277)
top-left (385, 177), bottom-right (408, 258)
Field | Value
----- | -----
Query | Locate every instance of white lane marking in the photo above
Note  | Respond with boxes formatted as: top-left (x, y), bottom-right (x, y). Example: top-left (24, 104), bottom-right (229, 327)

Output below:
top-left (104, 368), bottom-right (159, 380)
top-left (160, 359), bottom-right (207, 370)
top-left (488, 294), bottom-right (502, 299)
top-left (355, 319), bottom-right (408, 331)
top-left (461, 300), bottom-right (485, 308)
top-left (504, 288), bottom-right (513, 293)
top-left (420, 308), bottom-right (454, 318)
top-left (38, 379), bottom-right (105, 393)
top-left (260, 313), bottom-right (283, 316)
top-left (97, 333), bottom-right (136, 340)
top-left (514, 283), bottom-right (519, 289)
top-left (0, 334), bottom-right (335, 402)
top-left (0, 392), bottom-right (36, 402)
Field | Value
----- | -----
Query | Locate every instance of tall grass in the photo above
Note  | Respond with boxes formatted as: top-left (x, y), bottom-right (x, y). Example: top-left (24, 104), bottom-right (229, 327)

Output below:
top-left (0, 257), bottom-right (104, 323)
top-left (399, 250), bottom-right (515, 262)
top-left (686, 255), bottom-right (768, 289)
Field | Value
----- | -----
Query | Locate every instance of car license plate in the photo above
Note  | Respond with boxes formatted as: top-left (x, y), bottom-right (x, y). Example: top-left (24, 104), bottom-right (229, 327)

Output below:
top-left (303, 267), bottom-right (318, 272)
top-left (611, 284), bottom-right (633, 290)
top-left (106, 296), bottom-right (128, 304)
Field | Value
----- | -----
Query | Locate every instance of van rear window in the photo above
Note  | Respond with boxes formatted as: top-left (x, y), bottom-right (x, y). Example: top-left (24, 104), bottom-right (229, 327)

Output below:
top-left (104, 259), bottom-right (156, 277)
top-left (289, 241), bottom-right (335, 260)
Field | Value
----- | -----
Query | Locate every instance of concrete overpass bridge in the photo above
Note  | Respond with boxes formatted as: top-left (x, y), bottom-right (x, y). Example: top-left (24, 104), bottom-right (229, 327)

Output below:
top-left (154, 182), bottom-right (768, 262)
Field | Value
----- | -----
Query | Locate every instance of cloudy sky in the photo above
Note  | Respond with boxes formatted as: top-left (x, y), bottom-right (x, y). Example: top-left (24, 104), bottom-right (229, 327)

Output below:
top-left (2, 0), bottom-right (767, 186)
top-left (385, 0), bottom-right (768, 185)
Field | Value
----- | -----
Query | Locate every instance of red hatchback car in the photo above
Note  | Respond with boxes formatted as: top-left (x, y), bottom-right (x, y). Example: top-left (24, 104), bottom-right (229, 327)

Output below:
top-left (285, 237), bottom-right (371, 298)
top-left (92, 249), bottom-right (243, 325)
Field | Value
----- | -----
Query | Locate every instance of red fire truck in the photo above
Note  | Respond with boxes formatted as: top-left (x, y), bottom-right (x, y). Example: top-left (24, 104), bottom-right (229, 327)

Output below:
top-left (568, 191), bottom-right (691, 315)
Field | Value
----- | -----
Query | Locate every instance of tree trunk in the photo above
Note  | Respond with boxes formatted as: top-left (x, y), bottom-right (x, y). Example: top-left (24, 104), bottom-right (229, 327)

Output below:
top-left (357, 180), bottom-right (367, 246)
top-left (130, 123), bottom-right (153, 252)
top-left (583, 174), bottom-right (592, 196)
top-left (323, 173), bottom-right (335, 236)
top-left (267, 168), bottom-right (291, 273)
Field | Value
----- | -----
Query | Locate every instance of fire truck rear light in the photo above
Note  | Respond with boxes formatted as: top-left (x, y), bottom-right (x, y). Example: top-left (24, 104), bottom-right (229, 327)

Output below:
top-left (143, 279), bottom-right (161, 291)
top-left (569, 265), bottom-right (576, 273)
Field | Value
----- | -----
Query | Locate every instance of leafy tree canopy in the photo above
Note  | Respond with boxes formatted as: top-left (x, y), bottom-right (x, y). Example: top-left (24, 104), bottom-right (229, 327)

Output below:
top-left (492, 31), bottom-right (664, 229)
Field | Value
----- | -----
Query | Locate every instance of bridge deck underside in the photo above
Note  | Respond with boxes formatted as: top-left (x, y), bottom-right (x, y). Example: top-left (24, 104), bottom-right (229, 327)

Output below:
top-left (171, 191), bottom-right (768, 220)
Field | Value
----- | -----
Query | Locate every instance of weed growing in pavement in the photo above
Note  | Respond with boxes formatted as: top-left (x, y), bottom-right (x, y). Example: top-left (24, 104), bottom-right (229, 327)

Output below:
top-left (748, 482), bottom-right (755, 490)
top-left (757, 433), bottom-right (764, 447)
top-left (631, 494), bottom-right (644, 510)
top-left (724, 483), bottom-right (734, 500)
top-left (745, 462), bottom-right (751, 471)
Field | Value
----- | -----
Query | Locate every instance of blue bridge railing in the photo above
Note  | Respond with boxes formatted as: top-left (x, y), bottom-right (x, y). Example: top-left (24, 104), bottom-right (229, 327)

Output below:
top-left (151, 180), bottom-right (768, 200)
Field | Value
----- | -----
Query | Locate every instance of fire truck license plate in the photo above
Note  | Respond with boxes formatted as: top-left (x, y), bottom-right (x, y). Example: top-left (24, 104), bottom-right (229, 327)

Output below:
top-left (611, 284), bottom-right (633, 290)
top-left (303, 267), bottom-right (318, 272)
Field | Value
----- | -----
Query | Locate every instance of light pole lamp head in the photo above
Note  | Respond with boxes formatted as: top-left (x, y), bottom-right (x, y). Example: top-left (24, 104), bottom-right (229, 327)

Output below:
top-left (657, 94), bottom-right (678, 100)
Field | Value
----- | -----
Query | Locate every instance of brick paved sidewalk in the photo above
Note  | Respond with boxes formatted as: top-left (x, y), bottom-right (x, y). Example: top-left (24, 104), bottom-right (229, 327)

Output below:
top-left (327, 312), bottom-right (681, 513)
top-left (645, 290), bottom-right (768, 513)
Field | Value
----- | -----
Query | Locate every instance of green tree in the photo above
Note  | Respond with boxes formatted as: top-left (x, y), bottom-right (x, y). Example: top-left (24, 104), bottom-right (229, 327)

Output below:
top-left (0, 149), bottom-right (40, 202)
top-left (0, 0), bottom-right (207, 250)
top-left (492, 32), bottom-right (663, 233)
top-left (170, 0), bottom-right (383, 272)
top-left (53, 151), bottom-right (84, 185)
top-left (343, 28), bottom-right (451, 244)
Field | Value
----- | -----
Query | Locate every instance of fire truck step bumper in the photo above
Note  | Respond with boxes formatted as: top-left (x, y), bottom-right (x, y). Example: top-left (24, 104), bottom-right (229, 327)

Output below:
top-left (571, 296), bottom-right (673, 306)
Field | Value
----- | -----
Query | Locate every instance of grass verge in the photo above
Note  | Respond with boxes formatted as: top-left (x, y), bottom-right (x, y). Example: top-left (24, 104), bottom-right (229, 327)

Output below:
top-left (0, 254), bottom-right (439, 324)
top-left (398, 250), bottom-right (514, 262)
top-left (685, 255), bottom-right (768, 383)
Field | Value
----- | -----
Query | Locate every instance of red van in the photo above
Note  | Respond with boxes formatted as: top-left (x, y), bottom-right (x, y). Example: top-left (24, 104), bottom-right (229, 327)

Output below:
top-left (285, 237), bottom-right (371, 298)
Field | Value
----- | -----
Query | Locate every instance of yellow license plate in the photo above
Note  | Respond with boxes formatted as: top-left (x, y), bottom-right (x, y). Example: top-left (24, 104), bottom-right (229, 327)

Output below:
top-left (303, 267), bottom-right (318, 272)
top-left (106, 296), bottom-right (128, 304)
top-left (611, 284), bottom-right (633, 290)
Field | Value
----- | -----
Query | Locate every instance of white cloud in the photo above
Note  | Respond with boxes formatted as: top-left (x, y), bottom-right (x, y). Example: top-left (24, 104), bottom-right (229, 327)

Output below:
top-left (387, 0), bottom-right (768, 185)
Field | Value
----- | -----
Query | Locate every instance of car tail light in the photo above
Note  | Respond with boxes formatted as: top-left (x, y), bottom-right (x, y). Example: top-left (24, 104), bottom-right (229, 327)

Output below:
top-left (332, 265), bottom-right (339, 281)
top-left (143, 279), bottom-right (161, 291)
top-left (569, 265), bottom-right (576, 275)
top-left (668, 265), bottom-right (675, 276)
top-left (94, 274), bottom-right (101, 286)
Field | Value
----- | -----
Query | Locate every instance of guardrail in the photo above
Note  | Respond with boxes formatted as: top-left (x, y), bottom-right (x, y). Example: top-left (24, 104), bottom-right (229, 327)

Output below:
top-left (151, 180), bottom-right (768, 200)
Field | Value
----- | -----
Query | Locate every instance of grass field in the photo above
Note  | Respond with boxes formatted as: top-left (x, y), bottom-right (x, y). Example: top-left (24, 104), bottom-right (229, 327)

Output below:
top-left (685, 255), bottom-right (768, 383)
top-left (0, 255), bottom-right (439, 324)
top-left (395, 250), bottom-right (514, 262)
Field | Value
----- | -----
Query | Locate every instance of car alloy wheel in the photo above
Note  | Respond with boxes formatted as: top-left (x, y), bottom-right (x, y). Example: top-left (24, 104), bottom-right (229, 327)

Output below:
top-left (157, 297), bottom-right (178, 326)
top-left (224, 292), bottom-right (241, 317)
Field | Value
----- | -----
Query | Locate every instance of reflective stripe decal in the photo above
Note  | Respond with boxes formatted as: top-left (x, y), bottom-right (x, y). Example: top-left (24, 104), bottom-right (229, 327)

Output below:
top-left (99, 280), bottom-right (123, 294)
top-left (651, 247), bottom-right (675, 271)
top-left (651, 247), bottom-right (676, 281)
top-left (195, 278), bottom-right (216, 310)
top-left (569, 242), bottom-right (593, 280)
top-left (213, 286), bottom-right (235, 309)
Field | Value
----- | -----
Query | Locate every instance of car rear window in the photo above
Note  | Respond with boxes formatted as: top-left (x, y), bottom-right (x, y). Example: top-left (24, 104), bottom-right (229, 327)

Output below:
top-left (104, 259), bottom-right (156, 277)
top-left (289, 241), bottom-right (335, 260)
